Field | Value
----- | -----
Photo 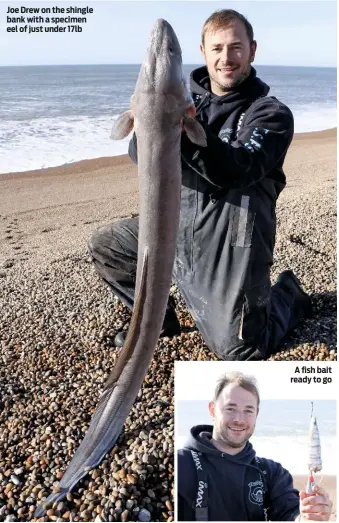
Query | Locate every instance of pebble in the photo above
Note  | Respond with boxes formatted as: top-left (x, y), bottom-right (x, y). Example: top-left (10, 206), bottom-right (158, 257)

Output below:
top-left (165, 500), bottom-right (173, 511)
top-left (92, 469), bottom-right (100, 479)
top-left (138, 508), bottom-right (151, 522)
top-left (0, 176), bottom-right (335, 523)
top-left (127, 474), bottom-right (137, 484)
top-left (147, 489), bottom-right (155, 499)
top-left (10, 474), bottom-right (21, 486)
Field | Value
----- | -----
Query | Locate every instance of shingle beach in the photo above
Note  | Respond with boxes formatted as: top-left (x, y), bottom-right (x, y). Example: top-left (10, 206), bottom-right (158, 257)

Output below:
top-left (0, 128), bottom-right (336, 521)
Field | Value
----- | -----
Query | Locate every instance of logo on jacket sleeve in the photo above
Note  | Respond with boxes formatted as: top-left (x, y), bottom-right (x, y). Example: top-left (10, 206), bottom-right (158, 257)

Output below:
top-left (218, 127), bottom-right (233, 143)
top-left (248, 480), bottom-right (264, 505)
top-left (244, 128), bottom-right (270, 153)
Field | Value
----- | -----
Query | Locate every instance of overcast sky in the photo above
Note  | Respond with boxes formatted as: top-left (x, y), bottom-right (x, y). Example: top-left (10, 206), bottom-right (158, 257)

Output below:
top-left (1, 1), bottom-right (337, 67)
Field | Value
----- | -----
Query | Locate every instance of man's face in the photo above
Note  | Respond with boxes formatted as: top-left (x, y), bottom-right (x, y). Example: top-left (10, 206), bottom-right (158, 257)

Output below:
top-left (200, 19), bottom-right (257, 95)
top-left (209, 384), bottom-right (258, 451)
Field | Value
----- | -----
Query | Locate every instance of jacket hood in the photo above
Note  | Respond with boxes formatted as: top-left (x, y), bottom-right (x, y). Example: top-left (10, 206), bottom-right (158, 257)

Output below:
top-left (190, 65), bottom-right (270, 102)
top-left (184, 424), bottom-right (256, 464)
top-left (188, 66), bottom-right (270, 129)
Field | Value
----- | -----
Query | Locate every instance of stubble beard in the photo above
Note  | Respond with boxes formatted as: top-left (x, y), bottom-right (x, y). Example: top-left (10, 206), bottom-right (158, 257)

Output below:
top-left (216, 424), bottom-right (254, 449)
top-left (211, 61), bottom-right (252, 93)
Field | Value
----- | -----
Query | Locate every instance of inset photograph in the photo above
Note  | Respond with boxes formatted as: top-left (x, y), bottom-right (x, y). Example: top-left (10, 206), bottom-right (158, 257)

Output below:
top-left (176, 362), bottom-right (336, 521)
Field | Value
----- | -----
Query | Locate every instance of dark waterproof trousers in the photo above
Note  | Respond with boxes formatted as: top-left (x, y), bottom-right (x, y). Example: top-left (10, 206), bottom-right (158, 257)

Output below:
top-left (88, 217), bottom-right (307, 361)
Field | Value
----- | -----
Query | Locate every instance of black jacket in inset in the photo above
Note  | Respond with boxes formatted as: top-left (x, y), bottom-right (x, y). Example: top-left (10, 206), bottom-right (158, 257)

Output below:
top-left (178, 425), bottom-right (300, 521)
top-left (129, 67), bottom-right (294, 360)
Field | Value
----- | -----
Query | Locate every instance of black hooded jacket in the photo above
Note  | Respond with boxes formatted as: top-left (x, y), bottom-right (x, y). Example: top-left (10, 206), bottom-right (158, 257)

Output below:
top-left (129, 67), bottom-right (294, 359)
top-left (129, 66), bottom-right (293, 190)
top-left (178, 425), bottom-right (300, 521)
top-left (178, 66), bottom-right (293, 190)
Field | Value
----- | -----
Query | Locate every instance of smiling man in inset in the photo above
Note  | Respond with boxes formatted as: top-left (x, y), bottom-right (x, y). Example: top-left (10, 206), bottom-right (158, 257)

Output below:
top-left (177, 372), bottom-right (333, 521)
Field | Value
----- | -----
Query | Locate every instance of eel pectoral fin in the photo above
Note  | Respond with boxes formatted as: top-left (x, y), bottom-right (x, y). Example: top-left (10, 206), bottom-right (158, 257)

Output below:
top-left (111, 110), bottom-right (134, 140)
top-left (182, 114), bottom-right (207, 147)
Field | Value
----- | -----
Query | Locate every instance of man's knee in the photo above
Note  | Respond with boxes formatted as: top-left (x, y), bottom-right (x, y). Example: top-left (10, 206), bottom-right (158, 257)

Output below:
top-left (88, 218), bottom-right (139, 263)
top-left (88, 224), bottom-right (112, 258)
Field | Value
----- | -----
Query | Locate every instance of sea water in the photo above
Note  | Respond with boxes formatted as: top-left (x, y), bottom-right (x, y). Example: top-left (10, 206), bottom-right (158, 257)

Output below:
top-left (0, 64), bottom-right (336, 174)
top-left (176, 399), bottom-right (336, 475)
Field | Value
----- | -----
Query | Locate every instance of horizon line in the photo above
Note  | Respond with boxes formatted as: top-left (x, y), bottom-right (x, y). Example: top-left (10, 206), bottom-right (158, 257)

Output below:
top-left (0, 63), bottom-right (336, 69)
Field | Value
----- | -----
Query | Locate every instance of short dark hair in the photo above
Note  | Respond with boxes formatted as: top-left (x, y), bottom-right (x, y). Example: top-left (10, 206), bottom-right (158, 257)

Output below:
top-left (201, 9), bottom-right (254, 46)
top-left (213, 371), bottom-right (260, 407)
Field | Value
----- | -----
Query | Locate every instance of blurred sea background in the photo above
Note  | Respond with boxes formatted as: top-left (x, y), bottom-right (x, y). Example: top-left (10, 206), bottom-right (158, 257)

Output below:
top-left (0, 64), bottom-right (336, 174)
top-left (176, 399), bottom-right (336, 475)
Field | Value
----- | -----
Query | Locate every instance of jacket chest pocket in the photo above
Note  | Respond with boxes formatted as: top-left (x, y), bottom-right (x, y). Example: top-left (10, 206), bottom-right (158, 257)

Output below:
top-left (230, 195), bottom-right (256, 248)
